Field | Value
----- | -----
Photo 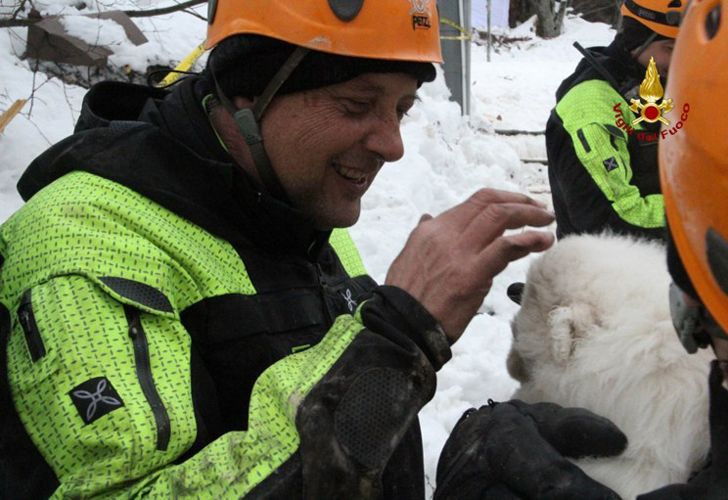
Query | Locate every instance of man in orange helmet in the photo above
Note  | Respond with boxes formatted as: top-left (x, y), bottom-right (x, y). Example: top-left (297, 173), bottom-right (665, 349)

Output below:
top-left (0, 1), bottom-right (557, 498)
top-left (437, 0), bottom-right (728, 497)
top-left (546, 0), bottom-right (684, 240)
top-left (645, 0), bottom-right (728, 495)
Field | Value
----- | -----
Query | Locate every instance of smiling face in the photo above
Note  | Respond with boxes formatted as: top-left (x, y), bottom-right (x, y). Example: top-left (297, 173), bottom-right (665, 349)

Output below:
top-left (237, 72), bottom-right (418, 229)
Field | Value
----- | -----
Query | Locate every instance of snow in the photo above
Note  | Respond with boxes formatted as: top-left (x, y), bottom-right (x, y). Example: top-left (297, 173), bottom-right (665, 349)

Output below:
top-left (0, 6), bottom-right (615, 496)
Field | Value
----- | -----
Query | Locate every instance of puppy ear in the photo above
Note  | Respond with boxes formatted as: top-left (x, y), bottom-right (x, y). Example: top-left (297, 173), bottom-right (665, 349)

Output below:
top-left (547, 304), bottom-right (593, 364)
top-left (547, 307), bottom-right (574, 364)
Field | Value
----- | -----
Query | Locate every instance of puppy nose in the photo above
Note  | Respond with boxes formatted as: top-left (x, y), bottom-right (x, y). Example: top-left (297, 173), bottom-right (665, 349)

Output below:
top-left (507, 282), bottom-right (525, 305)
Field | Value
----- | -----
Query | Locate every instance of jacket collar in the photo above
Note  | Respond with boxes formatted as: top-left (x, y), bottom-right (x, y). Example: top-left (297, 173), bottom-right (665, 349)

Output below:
top-left (555, 39), bottom-right (647, 101)
top-left (156, 78), bottom-right (333, 259)
top-left (19, 77), bottom-right (332, 260)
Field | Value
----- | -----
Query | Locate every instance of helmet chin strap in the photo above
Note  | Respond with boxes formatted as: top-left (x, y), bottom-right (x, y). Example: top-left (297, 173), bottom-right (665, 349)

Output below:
top-left (631, 31), bottom-right (659, 60)
top-left (211, 46), bottom-right (309, 203)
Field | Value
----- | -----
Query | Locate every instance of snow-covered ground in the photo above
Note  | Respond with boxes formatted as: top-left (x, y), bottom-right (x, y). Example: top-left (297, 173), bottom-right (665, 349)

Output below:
top-left (0, 6), bottom-right (613, 496)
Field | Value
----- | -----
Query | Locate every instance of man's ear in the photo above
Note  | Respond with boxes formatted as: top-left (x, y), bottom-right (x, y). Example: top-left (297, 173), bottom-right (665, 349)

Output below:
top-left (547, 304), bottom-right (594, 364)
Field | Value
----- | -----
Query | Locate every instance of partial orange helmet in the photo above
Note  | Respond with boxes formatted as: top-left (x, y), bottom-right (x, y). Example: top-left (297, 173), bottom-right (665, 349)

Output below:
top-left (660, 0), bottom-right (728, 333)
top-left (205, 0), bottom-right (443, 64)
top-left (621, 0), bottom-right (687, 38)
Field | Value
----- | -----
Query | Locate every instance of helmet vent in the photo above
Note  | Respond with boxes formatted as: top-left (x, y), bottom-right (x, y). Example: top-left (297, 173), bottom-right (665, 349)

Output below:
top-left (706, 228), bottom-right (728, 296)
top-left (666, 9), bottom-right (683, 26)
top-left (705, 4), bottom-right (722, 40)
top-left (328, 0), bottom-right (364, 22)
top-left (666, 1), bottom-right (683, 26)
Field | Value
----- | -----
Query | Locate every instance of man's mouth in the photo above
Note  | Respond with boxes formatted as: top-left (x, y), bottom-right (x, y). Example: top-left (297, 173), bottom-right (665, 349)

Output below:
top-left (333, 162), bottom-right (369, 186)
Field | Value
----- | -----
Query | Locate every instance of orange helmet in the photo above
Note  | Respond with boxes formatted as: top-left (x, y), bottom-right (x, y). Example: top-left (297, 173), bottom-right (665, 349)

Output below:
top-left (660, 0), bottom-right (728, 334)
top-left (621, 0), bottom-right (686, 38)
top-left (205, 0), bottom-right (443, 64)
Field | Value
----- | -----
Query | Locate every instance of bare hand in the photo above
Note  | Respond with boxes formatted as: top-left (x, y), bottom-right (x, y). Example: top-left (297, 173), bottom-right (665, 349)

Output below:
top-left (385, 189), bottom-right (555, 343)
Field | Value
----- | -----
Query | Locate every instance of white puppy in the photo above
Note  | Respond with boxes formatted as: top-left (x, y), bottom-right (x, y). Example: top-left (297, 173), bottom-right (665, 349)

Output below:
top-left (507, 234), bottom-right (712, 499)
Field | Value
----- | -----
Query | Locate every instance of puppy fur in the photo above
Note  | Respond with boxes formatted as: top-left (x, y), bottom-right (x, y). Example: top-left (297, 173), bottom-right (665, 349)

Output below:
top-left (508, 233), bottom-right (711, 499)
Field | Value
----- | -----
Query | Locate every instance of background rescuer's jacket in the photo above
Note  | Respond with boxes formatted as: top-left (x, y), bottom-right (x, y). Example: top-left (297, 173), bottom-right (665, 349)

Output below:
top-left (0, 77), bottom-right (451, 498)
top-left (545, 40), bottom-right (665, 240)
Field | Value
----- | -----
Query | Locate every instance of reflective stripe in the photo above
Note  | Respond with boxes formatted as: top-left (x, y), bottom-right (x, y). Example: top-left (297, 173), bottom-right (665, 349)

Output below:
top-left (330, 228), bottom-right (368, 277)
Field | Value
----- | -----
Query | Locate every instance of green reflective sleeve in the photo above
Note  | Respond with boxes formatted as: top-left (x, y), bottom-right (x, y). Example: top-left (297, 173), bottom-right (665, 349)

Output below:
top-left (556, 80), bottom-right (665, 229)
top-left (568, 122), bottom-right (664, 228)
top-left (7, 275), bottom-right (364, 498)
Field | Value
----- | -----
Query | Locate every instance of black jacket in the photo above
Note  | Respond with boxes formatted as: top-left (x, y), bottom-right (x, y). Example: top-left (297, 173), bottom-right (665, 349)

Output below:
top-left (546, 40), bottom-right (665, 241)
top-left (0, 77), bottom-right (450, 498)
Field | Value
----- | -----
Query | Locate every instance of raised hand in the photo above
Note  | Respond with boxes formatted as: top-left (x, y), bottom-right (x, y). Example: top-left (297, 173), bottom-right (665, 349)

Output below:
top-left (385, 188), bottom-right (554, 343)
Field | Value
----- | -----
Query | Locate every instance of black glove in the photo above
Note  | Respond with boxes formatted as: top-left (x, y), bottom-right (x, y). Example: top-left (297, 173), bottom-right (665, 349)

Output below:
top-left (434, 400), bottom-right (628, 500)
top-left (636, 360), bottom-right (728, 500)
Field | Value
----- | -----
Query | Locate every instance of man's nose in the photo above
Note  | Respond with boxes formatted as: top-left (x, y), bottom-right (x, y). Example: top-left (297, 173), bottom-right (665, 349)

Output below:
top-left (364, 114), bottom-right (405, 163)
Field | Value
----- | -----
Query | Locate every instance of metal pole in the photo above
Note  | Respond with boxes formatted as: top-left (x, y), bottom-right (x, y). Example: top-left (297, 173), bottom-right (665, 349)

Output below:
top-left (487, 0), bottom-right (492, 62)
top-left (458, 0), bottom-right (468, 115)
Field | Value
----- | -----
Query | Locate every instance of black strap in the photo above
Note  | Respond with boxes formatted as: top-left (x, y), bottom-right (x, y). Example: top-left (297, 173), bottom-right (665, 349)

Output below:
top-left (183, 290), bottom-right (327, 342)
top-left (208, 46), bottom-right (311, 203)
top-left (623, 0), bottom-right (681, 27)
top-left (253, 46), bottom-right (309, 121)
top-left (209, 71), bottom-right (289, 201)
top-left (631, 31), bottom-right (660, 59)
top-left (184, 274), bottom-right (378, 340)
top-left (573, 42), bottom-right (624, 98)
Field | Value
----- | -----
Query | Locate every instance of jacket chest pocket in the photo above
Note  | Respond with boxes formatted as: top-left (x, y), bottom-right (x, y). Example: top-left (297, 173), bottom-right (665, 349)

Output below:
top-left (181, 291), bottom-right (332, 431)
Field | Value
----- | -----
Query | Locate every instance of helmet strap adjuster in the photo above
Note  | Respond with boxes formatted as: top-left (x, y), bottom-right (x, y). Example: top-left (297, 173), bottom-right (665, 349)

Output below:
top-left (209, 46), bottom-right (310, 203)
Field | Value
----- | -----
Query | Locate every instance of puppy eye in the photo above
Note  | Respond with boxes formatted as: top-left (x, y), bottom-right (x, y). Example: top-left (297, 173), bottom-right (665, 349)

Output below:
top-left (507, 282), bottom-right (525, 305)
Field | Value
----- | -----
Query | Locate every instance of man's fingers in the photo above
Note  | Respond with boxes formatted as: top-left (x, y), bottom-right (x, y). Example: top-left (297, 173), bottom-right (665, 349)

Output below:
top-left (466, 188), bottom-right (548, 209)
top-left (388, 191), bottom-right (552, 342)
top-left (475, 231), bottom-right (555, 279)
top-left (462, 203), bottom-right (554, 250)
top-left (436, 188), bottom-right (548, 232)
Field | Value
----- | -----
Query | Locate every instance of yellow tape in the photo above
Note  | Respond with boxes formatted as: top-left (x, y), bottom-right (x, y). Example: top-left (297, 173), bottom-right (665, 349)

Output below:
top-left (157, 43), bottom-right (206, 88)
top-left (440, 17), bottom-right (472, 41)
top-left (0, 99), bottom-right (27, 134)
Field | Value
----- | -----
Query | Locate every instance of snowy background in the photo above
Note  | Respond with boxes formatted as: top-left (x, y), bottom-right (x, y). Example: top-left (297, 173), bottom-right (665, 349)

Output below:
top-left (0, 4), bottom-right (613, 495)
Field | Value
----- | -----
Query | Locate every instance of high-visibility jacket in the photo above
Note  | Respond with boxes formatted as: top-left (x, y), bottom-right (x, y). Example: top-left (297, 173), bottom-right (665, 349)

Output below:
top-left (546, 41), bottom-right (665, 241)
top-left (0, 77), bottom-right (450, 499)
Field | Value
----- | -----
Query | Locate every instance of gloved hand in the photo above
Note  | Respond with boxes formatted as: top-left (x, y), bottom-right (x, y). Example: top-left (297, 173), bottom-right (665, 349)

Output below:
top-left (434, 400), bottom-right (628, 500)
top-left (636, 360), bottom-right (728, 500)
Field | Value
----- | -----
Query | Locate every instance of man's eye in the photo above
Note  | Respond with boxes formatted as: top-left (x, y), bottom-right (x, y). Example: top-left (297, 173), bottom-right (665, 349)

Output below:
top-left (344, 99), bottom-right (370, 115)
top-left (397, 107), bottom-right (410, 120)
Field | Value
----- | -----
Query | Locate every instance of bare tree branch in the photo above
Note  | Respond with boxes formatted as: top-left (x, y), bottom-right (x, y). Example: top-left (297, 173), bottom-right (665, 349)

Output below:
top-left (0, 0), bottom-right (206, 28)
top-left (124, 0), bottom-right (205, 18)
top-left (181, 7), bottom-right (206, 21)
top-left (0, 17), bottom-right (34, 27)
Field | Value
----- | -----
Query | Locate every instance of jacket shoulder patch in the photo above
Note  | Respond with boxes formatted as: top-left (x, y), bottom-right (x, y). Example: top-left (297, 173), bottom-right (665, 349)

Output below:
top-left (603, 156), bottom-right (619, 172)
top-left (69, 377), bottom-right (124, 424)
